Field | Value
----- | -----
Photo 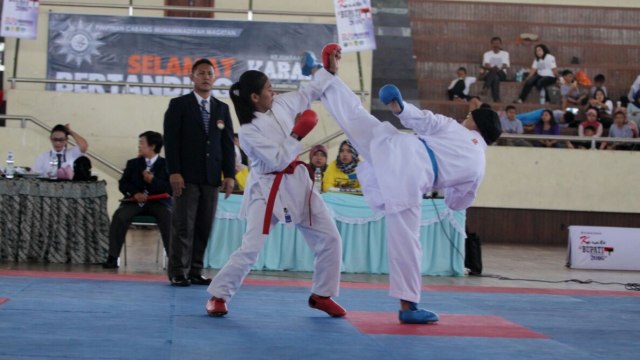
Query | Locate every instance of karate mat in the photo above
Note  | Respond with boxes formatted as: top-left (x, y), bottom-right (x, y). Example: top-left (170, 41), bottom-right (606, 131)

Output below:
top-left (1, 270), bottom-right (639, 360)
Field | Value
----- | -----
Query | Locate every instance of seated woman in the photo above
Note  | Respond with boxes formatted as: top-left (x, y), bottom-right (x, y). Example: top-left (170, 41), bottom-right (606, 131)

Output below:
top-left (579, 107), bottom-right (604, 138)
top-left (308, 144), bottom-right (328, 175)
top-left (586, 88), bottom-right (614, 128)
top-left (322, 140), bottom-right (361, 193)
top-left (532, 109), bottom-right (560, 148)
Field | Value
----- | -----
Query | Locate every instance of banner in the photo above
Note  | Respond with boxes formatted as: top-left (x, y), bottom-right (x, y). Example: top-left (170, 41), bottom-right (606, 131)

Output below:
top-left (46, 13), bottom-right (337, 97)
top-left (333, 0), bottom-right (376, 53)
top-left (567, 225), bottom-right (640, 271)
top-left (1, 0), bottom-right (40, 39)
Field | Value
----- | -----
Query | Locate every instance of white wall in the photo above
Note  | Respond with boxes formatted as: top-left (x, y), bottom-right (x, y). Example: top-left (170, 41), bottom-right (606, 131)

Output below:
top-left (1, 0), bottom-right (638, 216)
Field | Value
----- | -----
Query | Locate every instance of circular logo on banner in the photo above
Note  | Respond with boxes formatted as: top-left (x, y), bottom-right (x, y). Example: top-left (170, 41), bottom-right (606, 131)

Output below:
top-left (54, 20), bottom-right (105, 66)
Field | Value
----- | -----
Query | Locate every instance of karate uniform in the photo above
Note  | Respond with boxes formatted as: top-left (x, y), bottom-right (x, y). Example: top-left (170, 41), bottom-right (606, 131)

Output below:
top-left (320, 73), bottom-right (487, 303)
top-left (208, 70), bottom-right (342, 302)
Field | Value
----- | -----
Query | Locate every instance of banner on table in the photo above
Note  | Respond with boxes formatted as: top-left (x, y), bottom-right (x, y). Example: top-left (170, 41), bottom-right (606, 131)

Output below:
top-left (333, 0), bottom-right (376, 53)
top-left (1, 0), bottom-right (40, 39)
top-left (46, 13), bottom-right (337, 96)
top-left (567, 225), bottom-right (640, 271)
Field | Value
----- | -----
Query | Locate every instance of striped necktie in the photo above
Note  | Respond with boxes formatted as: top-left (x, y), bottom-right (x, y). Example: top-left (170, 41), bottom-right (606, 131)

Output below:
top-left (200, 99), bottom-right (210, 134)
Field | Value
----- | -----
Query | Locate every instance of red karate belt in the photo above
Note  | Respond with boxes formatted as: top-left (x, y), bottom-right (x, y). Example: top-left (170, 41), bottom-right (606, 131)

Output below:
top-left (263, 160), bottom-right (315, 235)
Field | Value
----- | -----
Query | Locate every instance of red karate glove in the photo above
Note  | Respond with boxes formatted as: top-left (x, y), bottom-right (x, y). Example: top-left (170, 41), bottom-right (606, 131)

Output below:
top-left (291, 109), bottom-right (318, 140)
top-left (322, 43), bottom-right (342, 72)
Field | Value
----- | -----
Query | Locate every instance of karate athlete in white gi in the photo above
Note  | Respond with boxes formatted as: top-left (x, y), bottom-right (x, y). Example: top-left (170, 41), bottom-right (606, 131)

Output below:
top-left (205, 69), bottom-right (346, 318)
top-left (304, 44), bottom-right (502, 324)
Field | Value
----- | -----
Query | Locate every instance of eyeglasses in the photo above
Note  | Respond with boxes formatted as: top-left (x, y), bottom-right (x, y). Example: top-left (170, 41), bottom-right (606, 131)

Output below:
top-left (51, 137), bottom-right (67, 142)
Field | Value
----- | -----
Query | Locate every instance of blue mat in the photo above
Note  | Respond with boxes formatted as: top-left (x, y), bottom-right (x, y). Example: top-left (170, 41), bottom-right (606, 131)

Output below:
top-left (1, 274), bottom-right (639, 360)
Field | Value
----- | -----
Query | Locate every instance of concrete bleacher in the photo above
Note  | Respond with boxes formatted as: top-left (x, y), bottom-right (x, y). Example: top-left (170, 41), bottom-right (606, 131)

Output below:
top-left (407, 0), bottom-right (640, 120)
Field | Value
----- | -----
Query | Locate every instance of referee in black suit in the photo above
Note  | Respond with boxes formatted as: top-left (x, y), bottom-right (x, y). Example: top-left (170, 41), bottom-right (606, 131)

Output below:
top-left (103, 131), bottom-right (172, 269)
top-left (163, 58), bottom-right (236, 286)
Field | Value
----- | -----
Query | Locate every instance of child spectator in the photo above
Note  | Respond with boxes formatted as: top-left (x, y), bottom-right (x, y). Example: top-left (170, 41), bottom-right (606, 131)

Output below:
top-left (500, 105), bottom-right (524, 134)
top-left (560, 70), bottom-right (587, 111)
top-left (600, 111), bottom-right (636, 150)
top-left (447, 67), bottom-right (476, 101)
top-left (567, 126), bottom-right (597, 149)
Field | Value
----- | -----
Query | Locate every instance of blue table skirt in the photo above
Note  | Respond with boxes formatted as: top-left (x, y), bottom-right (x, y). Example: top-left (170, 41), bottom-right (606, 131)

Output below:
top-left (205, 193), bottom-right (466, 276)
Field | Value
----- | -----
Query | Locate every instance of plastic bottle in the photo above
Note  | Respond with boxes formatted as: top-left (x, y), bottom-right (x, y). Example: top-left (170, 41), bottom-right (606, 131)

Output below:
top-left (48, 153), bottom-right (58, 179)
top-left (313, 167), bottom-right (322, 193)
top-left (5, 151), bottom-right (15, 179)
top-left (515, 68), bottom-right (524, 82)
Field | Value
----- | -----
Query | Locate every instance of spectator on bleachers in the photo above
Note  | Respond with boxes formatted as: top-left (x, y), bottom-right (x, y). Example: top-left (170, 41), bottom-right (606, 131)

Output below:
top-left (447, 67), bottom-right (476, 101)
top-left (532, 109), bottom-right (560, 148)
top-left (500, 105), bottom-right (524, 134)
top-left (499, 105), bottom-right (531, 147)
top-left (480, 36), bottom-right (510, 103)
top-left (586, 88), bottom-right (614, 128)
top-left (589, 74), bottom-right (607, 98)
top-left (560, 70), bottom-right (587, 111)
top-left (600, 110), bottom-right (636, 150)
top-left (566, 125), bottom-right (598, 149)
top-left (627, 90), bottom-right (640, 129)
top-left (514, 44), bottom-right (558, 104)
top-left (579, 107), bottom-right (604, 138)
top-left (323, 140), bottom-right (361, 193)
top-left (627, 74), bottom-right (640, 100)
top-left (308, 144), bottom-right (328, 191)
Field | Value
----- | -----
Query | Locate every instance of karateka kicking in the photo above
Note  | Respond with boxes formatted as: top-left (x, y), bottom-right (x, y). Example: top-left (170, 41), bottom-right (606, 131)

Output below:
top-left (301, 44), bottom-right (502, 324)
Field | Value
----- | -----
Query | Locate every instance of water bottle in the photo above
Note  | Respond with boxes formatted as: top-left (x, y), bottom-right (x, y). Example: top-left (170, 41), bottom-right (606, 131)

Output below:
top-left (313, 167), bottom-right (322, 193)
top-left (5, 151), bottom-right (15, 179)
top-left (48, 153), bottom-right (58, 179)
top-left (515, 68), bottom-right (523, 82)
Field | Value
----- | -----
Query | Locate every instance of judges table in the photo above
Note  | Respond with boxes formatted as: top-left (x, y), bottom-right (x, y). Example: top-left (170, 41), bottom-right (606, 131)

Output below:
top-left (0, 177), bottom-right (109, 263)
top-left (205, 193), bottom-right (466, 276)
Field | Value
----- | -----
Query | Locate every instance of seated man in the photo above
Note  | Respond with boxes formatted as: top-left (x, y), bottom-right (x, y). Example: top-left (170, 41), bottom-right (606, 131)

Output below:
top-left (103, 131), bottom-right (172, 268)
top-left (32, 124), bottom-right (88, 177)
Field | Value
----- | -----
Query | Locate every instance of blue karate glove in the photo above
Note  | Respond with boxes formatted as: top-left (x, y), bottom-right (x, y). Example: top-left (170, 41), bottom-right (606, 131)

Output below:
top-left (378, 84), bottom-right (404, 112)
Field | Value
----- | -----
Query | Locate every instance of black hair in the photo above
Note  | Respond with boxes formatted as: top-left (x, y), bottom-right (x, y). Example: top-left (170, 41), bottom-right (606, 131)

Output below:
top-left (563, 111), bottom-right (576, 124)
top-left (540, 109), bottom-right (557, 126)
top-left (457, 66), bottom-right (467, 73)
top-left (592, 88), bottom-right (608, 100)
top-left (583, 125), bottom-right (596, 133)
top-left (479, 103), bottom-right (492, 109)
top-left (230, 70), bottom-right (269, 125)
top-left (535, 44), bottom-right (551, 60)
top-left (505, 105), bottom-right (516, 112)
top-left (594, 74), bottom-right (605, 82)
top-left (490, 36), bottom-right (502, 43)
top-left (50, 124), bottom-right (69, 137)
top-left (191, 58), bottom-right (214, 74)
top-left (561, 69), bottom-right (573, 77)
top-left (73, 156), bottom-right (97, 182)
top-left (139, 131), bottom-right (163, 154)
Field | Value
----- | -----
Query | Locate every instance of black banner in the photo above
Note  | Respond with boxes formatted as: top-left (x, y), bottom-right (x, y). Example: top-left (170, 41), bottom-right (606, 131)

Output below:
top-left (46, 13), bottom-right (337, 96)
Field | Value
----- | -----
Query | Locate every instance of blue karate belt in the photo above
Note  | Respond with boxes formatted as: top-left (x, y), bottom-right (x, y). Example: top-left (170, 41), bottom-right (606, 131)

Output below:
top-left (418, 138), bottom-right (438, 186)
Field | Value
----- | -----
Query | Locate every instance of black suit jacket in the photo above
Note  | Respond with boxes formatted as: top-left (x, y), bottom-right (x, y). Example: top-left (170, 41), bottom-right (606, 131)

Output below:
top-left (163, 92), bottom-right (235, 186)
top-left (119, 156), bottom-right (172, 207)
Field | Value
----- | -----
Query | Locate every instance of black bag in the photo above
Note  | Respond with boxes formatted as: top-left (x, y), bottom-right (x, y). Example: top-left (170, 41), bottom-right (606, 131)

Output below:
top-left (464, 232), bottom-right (483, 275)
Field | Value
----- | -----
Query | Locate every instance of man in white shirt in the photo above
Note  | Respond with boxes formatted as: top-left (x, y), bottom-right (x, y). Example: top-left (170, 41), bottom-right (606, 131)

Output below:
top-left (481, 37), bottom-right (510, 103)
top-left (32, 124), bottom-right (89, 177)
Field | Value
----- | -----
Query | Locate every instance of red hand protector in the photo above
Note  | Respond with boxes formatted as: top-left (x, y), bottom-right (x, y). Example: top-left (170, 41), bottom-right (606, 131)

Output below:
top-left (322, 43), bottom-right (342, 70)
top-left (291, 109), bottom-right (318, 140)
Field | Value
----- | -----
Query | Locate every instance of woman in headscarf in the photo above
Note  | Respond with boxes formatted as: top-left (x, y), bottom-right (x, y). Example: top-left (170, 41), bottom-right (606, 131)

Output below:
top-left (322, 140), bottom-right (361, 192)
